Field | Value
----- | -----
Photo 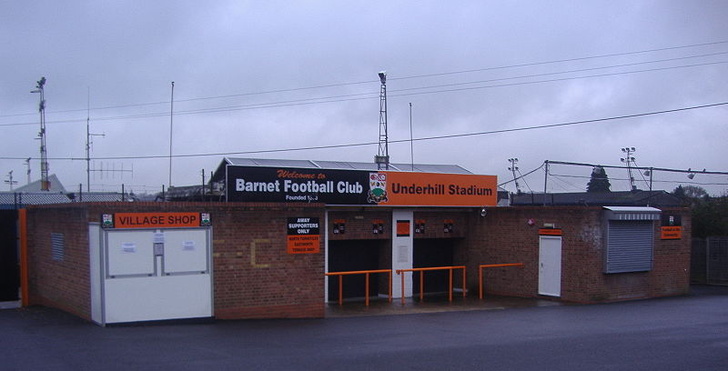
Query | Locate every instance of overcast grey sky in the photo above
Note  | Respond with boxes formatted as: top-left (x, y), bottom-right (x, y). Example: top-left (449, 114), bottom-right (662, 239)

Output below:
top-left (1, 1), bottom-right (727, 195)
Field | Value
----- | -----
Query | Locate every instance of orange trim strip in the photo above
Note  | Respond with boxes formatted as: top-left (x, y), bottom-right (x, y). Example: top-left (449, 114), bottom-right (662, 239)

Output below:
top-left (538, 228), bottom-right (563, 236)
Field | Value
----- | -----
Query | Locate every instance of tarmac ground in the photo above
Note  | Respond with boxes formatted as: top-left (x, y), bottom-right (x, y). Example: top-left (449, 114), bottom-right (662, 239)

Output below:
top-left (1, 285), bottom-right (727, 370)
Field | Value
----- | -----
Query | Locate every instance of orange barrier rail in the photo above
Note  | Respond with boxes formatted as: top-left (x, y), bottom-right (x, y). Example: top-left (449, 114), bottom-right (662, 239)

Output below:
top-left (478, 263), bottom-right (524, 299)
top-left (395, 266), bottom-right (466, 305)
top-left (325, 269), bottom-right (392, 306)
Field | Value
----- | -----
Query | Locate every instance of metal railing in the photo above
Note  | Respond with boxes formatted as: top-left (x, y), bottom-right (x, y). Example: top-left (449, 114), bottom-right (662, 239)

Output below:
top-left (395, 266), bottom-right (466, 305)
top-left (325, 269), bottom-right (392, 306)
top-left (478, 263), bottom-right (524, 299)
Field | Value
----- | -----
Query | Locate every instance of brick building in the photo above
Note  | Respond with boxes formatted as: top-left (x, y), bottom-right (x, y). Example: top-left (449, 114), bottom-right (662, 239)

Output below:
top-left (17, 158), bottom-right (691, 325)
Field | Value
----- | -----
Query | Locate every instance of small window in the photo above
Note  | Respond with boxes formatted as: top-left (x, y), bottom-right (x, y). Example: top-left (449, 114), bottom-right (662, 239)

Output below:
top-left (51, 233), bottom-right (64, 261)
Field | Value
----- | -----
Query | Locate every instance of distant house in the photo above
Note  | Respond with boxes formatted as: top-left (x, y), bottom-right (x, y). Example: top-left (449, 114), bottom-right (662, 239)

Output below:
top-left (12, 174), bottom-right (67, 194)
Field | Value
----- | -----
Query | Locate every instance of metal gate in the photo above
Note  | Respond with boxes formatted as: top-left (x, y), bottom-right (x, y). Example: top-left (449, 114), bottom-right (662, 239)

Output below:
top-left (692, 237), bottom-right (728, 285)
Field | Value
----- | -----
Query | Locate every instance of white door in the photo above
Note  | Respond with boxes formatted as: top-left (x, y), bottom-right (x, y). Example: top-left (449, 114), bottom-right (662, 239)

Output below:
top-left (392, 210), bottom-right (413, 299)
top-left (538, 236), bottom-right (562, 297)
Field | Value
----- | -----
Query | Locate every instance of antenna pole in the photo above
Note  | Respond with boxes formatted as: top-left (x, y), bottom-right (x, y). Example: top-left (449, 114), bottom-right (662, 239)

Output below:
top-left (168, 81), bottom-right (175, 188)
top-left (85, 88), bottom-right (105, 193)
top-left (409, 102), bottom-right (414, 171)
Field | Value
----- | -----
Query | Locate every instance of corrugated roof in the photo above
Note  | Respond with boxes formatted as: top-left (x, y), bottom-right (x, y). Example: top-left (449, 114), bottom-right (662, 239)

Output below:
top-left (73, 193), bottom-right (129, 202)
top-left (221, 157), bottom-right (471, 174)
top-left (0, 192), bottom-right (72, 209)
top-left (225, 158), bottom-right (319, 168)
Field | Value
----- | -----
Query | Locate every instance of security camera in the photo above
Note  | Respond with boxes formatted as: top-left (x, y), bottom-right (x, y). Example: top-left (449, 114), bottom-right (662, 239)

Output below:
top-left (480, 208), bottom-right (487, 217)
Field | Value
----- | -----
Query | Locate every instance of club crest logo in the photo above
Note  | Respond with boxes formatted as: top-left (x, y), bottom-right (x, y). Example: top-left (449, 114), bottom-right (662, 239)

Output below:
top-left (368, 173), bottom-right (388, 204)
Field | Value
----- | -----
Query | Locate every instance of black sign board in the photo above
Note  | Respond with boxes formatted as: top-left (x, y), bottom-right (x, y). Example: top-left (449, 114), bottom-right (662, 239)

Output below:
top-left (227, 166), bottom-right (369, 204)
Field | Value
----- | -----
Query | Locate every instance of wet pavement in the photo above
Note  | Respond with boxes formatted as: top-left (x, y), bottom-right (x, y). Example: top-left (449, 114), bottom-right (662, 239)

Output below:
top-left (1, 285), bottom-right (727, 370)
top-left (326, 292), bottom-right (563, 317)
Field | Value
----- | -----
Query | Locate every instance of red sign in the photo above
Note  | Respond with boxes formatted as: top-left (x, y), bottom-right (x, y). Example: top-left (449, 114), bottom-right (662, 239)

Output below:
top-left (396, 220), bottom-right (411, 237)
top-left (113, 212), bottom-right (201, 229)
top-left (661, 226), bottom-right (682, 240)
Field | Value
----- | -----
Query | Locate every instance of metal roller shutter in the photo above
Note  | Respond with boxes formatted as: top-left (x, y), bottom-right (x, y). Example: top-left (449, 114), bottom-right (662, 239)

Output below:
top-left (605, 220), bottom-right (653, 273)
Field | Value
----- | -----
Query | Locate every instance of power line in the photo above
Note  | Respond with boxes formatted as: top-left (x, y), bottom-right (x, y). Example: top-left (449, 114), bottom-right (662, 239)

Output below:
top-left (2, 58), bottom-right (726, 129)
top-left (392, 51), bottom-right (728, 94)
top-left (392, 40), bottom-right (728, 81)
top-left (2, 39), bottom-right (727, 121)
top-left (2, 101), bottom-right (727, 161)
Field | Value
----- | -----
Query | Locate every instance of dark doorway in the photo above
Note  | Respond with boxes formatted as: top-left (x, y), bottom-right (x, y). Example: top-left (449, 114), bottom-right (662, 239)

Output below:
top-left (328, 240), bottom-right (384, 301)
top-left (0, 210), bottom-right (19, 301)
top-left (413, 239), bottom-right (455, 294)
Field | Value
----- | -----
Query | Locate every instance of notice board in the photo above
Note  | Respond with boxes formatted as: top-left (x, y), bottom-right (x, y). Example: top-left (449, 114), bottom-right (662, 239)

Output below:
top-left (106, 230), bottom-right (155, 277)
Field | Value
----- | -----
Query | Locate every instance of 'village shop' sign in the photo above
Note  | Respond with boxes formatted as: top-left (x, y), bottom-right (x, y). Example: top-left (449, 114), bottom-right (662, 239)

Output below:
top-left (226, 166), bottom-right (497, 207)
top-left (102, 212), bottom-right (211, 229)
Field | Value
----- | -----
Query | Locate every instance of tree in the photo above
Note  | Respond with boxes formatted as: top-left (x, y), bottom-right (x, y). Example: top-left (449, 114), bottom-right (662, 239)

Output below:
top-left (587, 166), bottom-right (611, 193)
top-left (672, 186), bottom-right (728, 238)
top-left (673, 185), bottom-right (708, 200)
top-left (691, 196), bottom-right (728, 238)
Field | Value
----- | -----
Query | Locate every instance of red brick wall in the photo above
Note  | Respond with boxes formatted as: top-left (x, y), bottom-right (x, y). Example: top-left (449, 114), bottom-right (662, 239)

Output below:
top-left (205, 204), bottom-right (324, 319)
top-left (25, 205), bottom-right (91, 319)
top-left (468, 206), bottom-right (691, 303)
top-left (26, 202), bottom-right (326, 320)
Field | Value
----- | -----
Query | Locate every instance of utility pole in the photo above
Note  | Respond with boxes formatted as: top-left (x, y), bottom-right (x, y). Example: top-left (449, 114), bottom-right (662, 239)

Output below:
top-left (375, 71), bottom-right (389, 170)
top-left (620, 147), bottom-right (637, 191)
top-left (508, 158), bottom-right (521, 194)
top-left (31, 77), bottom-right (49, 191)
